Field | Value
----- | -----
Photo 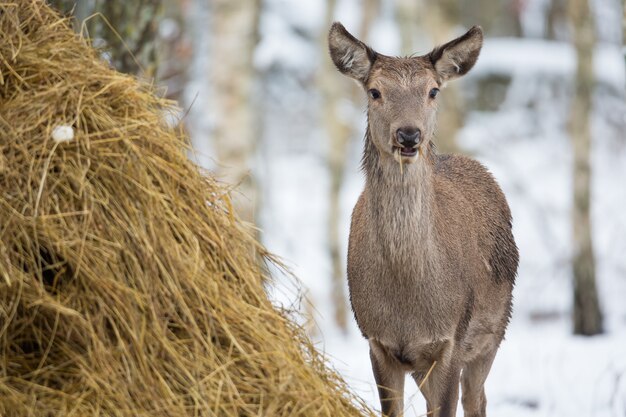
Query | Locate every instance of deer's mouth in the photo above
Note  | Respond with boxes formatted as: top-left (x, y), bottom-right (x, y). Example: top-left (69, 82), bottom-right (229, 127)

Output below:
top-left (393, 146), bottom-right (418, 157)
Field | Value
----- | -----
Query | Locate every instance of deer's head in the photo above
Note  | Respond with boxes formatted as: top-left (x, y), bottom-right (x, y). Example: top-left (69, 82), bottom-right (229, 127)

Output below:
top-left (328, 23), bottom-right (483, 165)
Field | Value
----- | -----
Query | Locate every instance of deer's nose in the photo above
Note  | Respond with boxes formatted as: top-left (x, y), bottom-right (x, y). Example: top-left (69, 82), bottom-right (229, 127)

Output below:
top-left (396, 128), bottom-right (421, 147)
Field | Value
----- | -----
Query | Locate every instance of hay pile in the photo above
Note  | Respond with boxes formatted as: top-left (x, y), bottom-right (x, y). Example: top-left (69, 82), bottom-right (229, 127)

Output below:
top-left (0, 2), bottom-right (372, 416)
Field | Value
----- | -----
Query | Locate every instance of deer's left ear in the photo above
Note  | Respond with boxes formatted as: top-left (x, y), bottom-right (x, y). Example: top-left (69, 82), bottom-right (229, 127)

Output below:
top-left (429, 26), bottom-right (483, 84)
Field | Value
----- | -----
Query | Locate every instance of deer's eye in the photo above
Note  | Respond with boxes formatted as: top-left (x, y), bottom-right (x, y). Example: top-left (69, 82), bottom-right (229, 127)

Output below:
top-left (368, 89), bottom-right (381, 100)
top-left (429, 88), bottom-right (440, 99)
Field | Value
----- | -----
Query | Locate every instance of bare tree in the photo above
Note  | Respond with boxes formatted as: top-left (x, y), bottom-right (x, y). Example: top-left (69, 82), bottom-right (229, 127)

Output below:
top-left (395, 0), bottom-right (419, 56)
top-left (547, 0), bottom-right (568, 40)
top-left (95, 0), bottom-right (162, 77)
top-left (320, 0), bottom-right (348, 332)
top-left (459, 0), bottom-right (523, 37)
top-left (396, 0), bottom-right (463, 154)
top-left (49, 0), bottom-right (76, 12)
top-left (568, 0), bottom-right (603, 335)
top-left (158, 1), bottom-right (192, 101)
top-left (358, 0), bottom-right (379, 44)
top-left (319, 0), bottom-right (380, 332)
top-left (49, 0), bottom-right (162, 78)
top-left (211, 0), bottom-right (261, 225)
top-left (623, 0), bottom-right (626, 63)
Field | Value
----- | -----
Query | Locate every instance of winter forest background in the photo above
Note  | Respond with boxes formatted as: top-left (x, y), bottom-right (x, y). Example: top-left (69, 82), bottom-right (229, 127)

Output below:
top-left (51, 0), bottom-right (626, 416)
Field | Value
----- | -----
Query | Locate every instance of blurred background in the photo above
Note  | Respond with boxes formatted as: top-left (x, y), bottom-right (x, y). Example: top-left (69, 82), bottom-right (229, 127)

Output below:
top-left (51, 0), bottom-right (626, 415)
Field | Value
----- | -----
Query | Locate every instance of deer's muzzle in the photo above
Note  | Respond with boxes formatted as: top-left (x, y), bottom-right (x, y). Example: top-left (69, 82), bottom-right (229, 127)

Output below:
top-left (394, 127), bottom-right (421, 157)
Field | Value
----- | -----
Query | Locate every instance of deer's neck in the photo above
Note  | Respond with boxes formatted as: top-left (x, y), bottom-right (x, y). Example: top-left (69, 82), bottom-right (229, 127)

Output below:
top-left (362, 130), bottom-right (436, 271)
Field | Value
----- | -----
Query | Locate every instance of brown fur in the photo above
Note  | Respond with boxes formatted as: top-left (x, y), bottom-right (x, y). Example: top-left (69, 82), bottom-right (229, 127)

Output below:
top-left (329, 22), bottom-right (519, 417)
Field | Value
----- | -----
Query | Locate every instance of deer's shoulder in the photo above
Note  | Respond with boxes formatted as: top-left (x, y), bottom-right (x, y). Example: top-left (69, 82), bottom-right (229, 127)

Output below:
top-left (433, 153), bottom-right (511, 219)
top-left (434, 153), bottom-right (490, 181)
top-left (434, 154), bottom-right (503, 196)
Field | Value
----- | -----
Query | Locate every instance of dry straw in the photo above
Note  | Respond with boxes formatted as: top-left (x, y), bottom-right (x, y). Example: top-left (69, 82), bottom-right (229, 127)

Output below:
top-left (0, 1), bottom-right (373, 416)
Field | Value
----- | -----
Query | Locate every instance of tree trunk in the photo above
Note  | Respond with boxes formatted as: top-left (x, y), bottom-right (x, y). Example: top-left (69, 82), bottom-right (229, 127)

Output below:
top-left (48, 0), bottom-right (162, 78)
top-left (395, 0), bottom-right (419, 56)
top-left (158, 1), bottom-right (192, 101)
top-left (320, 0), bottom-right (380, 333)
top-left (95, 0), bottom-right (162, 77)
top-left (211, 0), bottom-right (261, 224)
top-left (320, 0), bottom-right (349, 332)
top-left (546, 0), bottom-right (568, 40)
top-left (49, 0), bottom-right (77, 13)
top-left (459, 0), bottom-right (522, 37)
top-left (359, 0), bottom-right (379, 44)
top-left (569, 0), bottom-right (603, 336)
top-left (623, 0), bottom-right (626, 64)
top-left (417, 0), bottom-right (463, 154)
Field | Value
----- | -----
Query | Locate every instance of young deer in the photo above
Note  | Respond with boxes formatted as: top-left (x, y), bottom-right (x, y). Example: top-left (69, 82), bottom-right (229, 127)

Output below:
top-left (328, 23), bottom-right (518, 417)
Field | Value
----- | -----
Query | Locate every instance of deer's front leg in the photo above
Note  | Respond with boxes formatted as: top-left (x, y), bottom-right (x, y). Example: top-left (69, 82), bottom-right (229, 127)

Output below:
top-left (414, 363), bottom-right (461, 417)
top-left (370, 340), bottom-right (405, 417)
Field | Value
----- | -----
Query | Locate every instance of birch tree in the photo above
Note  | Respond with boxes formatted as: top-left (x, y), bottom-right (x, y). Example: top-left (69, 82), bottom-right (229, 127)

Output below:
top-left (396, 0), bottom-right (463, 154)
top-left (319, 0), bottom-right (380, 332)
top-left (568, 0), bottom-right (603, 336)
top-left (320, 0), bottom-right (350, 332)
top-left (211, 0), bottom-right (261, 224)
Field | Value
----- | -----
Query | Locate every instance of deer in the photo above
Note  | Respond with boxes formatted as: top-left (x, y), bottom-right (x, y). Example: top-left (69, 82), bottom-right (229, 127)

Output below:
top-left (328, 23), bottom-right (519, 417)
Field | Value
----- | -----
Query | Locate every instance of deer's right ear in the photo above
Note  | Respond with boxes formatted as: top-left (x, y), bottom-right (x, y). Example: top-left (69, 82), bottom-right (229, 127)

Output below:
top-left (328, 22), bottom-right (376, 84)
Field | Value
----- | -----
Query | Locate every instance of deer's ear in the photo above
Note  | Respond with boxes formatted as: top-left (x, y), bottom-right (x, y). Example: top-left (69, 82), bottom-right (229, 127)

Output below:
top-left (328, 22), bottom-right (376, 84)
top-left (429, 26), bottom-right (483, 84)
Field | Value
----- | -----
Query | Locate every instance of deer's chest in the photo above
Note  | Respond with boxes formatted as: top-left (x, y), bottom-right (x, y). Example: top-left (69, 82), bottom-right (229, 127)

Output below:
top-left (347, 200), bottom-right (461, 341)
